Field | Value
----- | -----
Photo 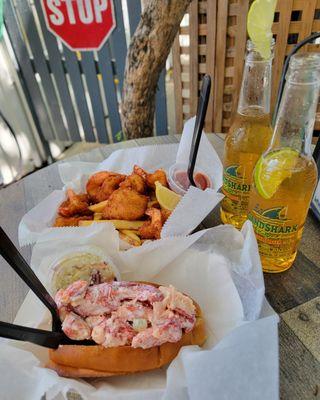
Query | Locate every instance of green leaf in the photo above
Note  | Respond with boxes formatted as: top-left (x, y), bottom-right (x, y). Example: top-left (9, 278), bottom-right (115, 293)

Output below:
top-left (115, 130), bottom-right (123, 142)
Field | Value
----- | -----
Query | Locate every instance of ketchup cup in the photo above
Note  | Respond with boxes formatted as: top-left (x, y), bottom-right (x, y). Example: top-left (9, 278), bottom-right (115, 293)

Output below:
top-left (168, 163), bottom-right (213, 195)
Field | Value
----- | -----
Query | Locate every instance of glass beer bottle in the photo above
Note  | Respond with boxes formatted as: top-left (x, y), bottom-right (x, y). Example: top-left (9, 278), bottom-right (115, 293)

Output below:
top-left (248, 53), bottom-right (319, 273)
top-left (220, 40), bottom-right (274, 229)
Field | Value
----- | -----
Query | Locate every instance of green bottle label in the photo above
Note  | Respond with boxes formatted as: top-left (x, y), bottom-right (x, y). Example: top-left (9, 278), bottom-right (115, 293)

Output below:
top-left (222, 165), bottom-right (251, 212)
top-left (248, 205), bottom-right (299, 257)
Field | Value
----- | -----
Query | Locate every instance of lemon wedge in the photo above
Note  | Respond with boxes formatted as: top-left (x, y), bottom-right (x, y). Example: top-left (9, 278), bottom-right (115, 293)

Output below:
top-left (254, 148), bottom-right (299, 199)
top-left (155, 181), bottom-right (181, 211)
top-left (247, 0), bottom-right (277, 59)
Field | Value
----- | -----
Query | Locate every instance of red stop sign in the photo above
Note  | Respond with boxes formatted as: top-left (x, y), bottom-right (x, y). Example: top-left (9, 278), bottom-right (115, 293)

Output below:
top-left (41, 0), bottom-right (116, 51)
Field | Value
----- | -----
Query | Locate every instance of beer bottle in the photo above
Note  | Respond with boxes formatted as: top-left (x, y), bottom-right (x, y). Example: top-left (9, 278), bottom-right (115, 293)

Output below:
top-left (220, 40), bottom-right (274, 229)
top-left (248, 53), bottom-right (319, 272)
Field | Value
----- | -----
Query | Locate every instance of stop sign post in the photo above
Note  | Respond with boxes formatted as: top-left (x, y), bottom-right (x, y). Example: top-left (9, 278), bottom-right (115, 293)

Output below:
top-left (41, 0), bottom-right (116, 51)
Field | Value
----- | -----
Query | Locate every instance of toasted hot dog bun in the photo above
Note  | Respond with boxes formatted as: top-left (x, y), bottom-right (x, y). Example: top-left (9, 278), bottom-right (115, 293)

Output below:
top-left (47, 283), bottom-right (206, 378)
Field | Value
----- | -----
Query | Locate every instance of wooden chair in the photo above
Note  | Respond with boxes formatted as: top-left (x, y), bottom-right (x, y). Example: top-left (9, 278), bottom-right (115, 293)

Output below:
top-left (3, 0), bottom-right (168, 150)
top-left (173, 0), bottom-right (320, 139)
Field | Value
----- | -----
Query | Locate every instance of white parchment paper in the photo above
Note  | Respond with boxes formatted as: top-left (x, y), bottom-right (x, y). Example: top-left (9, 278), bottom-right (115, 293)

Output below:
top-left (0, 222), bottom-right (279, 400)
top-left (18, 118), bottom-right (224, 246)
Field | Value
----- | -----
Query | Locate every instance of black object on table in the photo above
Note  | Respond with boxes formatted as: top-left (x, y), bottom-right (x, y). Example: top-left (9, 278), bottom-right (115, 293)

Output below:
top-left (0, 321), bottom-right (75, 349)
top-left (0, 226), bottom-right (61, 332)
top-left (0, 226), bottom-right (94, 348)
top-left (187, 74), bottom-right (212, 187)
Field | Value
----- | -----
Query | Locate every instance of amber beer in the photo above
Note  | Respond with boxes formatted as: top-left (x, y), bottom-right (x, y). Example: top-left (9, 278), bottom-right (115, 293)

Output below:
top-left (248, 54), bottom-right (319, 272)
top-left (221, 40), bottom-right (273, 229)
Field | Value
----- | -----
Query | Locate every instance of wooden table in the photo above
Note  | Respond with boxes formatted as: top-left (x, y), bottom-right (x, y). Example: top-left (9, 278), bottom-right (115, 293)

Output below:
top-left (0, 135), bottom-right (319, 399)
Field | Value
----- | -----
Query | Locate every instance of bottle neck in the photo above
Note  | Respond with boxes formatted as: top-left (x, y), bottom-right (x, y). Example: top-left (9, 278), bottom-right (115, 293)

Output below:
top-left (238, 52), bottom-right (272, 116)
top-left (271, 78), bottom-right (320, 156)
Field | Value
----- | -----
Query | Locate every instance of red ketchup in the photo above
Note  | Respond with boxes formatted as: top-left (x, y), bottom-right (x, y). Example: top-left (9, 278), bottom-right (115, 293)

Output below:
top-left (174, 170), bottom-right (211, 191)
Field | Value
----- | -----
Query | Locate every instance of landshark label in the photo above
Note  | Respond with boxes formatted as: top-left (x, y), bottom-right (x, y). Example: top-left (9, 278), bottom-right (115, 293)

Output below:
top-left (222, 165), bottom-right (251, 212)
top-left (248, 205), bottom-right (299, 257)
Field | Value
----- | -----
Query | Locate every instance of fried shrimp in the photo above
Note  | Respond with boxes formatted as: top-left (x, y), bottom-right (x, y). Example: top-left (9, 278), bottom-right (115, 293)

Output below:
top-left (138, 208), bottom-right (163, 240)
top-left (133, 165), bottom-right (148, 180)
top-left (102, 188), bottom-right (148, 221)
top-left (86, 171), bottom-right (126, 203)
top-left (53, 215), bottom-right (93, 227)
top-left (58, 189), bottom-right (91, 217)
top-left (161, 208), bottom-right (172, 222)
top-left (133, 165), bottom-right (168, 189)
top-left (53, 166), bottom-right (171, 240)
top-left (119, 173), bottom-right (146, 193)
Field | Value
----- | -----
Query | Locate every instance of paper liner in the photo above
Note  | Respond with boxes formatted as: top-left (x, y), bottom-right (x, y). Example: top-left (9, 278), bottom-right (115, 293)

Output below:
top-left (0, 222), bottom-right (279, 400)
top-left (18, 118), bottom-right (224, 246)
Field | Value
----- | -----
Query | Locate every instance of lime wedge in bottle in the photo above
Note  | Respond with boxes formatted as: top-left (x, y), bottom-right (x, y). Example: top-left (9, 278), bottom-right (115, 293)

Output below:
top-left (247, 0), bottom-right (277, 59)
top-left (254, 148), bottom-right (300, 199)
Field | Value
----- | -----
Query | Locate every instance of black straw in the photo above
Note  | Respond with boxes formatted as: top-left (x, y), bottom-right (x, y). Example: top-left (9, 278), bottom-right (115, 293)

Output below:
top-left (272, 32), bottom-right (320, 219)
top-left (273, 32), bottom-right (320, 127)
top-left (187, 74), bottom-right (211, 187)
top-left (272, 32), bottom-right (320, 177)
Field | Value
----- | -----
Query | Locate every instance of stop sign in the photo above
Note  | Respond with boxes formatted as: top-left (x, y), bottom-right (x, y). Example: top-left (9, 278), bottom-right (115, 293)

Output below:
top-left (41, 0), bottom-right (116, 51)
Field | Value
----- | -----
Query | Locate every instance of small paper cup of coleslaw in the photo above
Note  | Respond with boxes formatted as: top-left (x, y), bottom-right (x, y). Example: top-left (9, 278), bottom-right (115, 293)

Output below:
top-left (50, 250), bottom-right (121, 294)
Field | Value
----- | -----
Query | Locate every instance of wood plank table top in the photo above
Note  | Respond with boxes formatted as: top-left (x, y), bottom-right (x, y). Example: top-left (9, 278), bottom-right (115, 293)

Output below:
top-left (0, 134), bottom-right (319, 399)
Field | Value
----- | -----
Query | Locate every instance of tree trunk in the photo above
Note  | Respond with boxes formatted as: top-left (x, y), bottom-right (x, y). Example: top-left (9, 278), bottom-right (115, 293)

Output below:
top-left (121, 0), bottom-right (192, 139)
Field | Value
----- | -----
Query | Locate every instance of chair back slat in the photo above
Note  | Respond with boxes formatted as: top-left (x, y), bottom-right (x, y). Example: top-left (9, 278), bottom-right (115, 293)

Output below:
top-left (4, 1), bottom-right (56, 141)
top-left (230, 0), bottom-right (248, 119)
top-left (189, 0), bottom-right (199, 117)
top-left (271, 0), bottom-right (293, 111)
top-left (4, 0), bottom-right (168, 144)
top-left (172, 35), bottom-right (183, 134)
top-left (81, 52), bottom-right (110, 143)
top-left (205, 0), bottom-right (217, 132)
top-left (214, 0), bottom-right (228, 133)
top-left (218, 1), bottom-right (240, 132)
top-left (14, 0), bottom-right (69, 141)
top-left (98, 44), bottom-right (122, 142)
top-left (127, 0), bottom-right (142, 36)
top-left (62, 47), bottom-right (96, 142)
top-left (299, 0), bottom-right (317, 39)
top-left (110, 0), bottom-right (127, 94)
top-left (33, 1), bottom-right (80, 142)
top-left (155, 70), bottom-right (168, 135)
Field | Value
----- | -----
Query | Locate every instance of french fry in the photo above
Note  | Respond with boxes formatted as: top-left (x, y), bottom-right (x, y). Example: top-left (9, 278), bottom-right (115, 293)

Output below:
top-left (122, 229), bottom-right (140, 235)
top-left (79, 220), bottom-right (97, 226)
top-left (119, 232), bottom-right (141, 247)
top-left (120, 229), bottom-right (141, 239)
top-left (79, 220), bottom-right (145, 230)
top-left (110, 220), bottom-right (145, 230)
top-left (119, 230), bottom-right (141, 245)
top-left (88, 200), bottom-right (108, 213)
